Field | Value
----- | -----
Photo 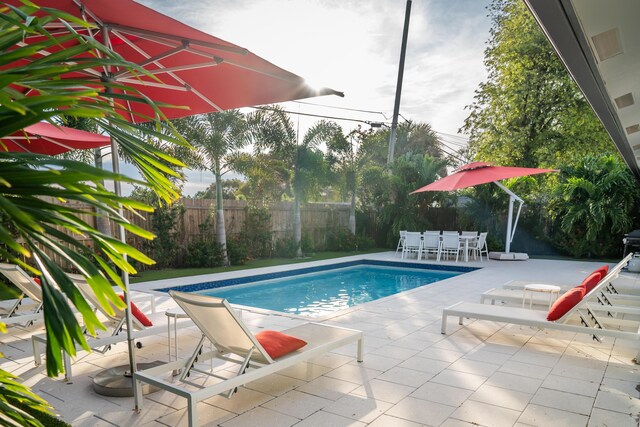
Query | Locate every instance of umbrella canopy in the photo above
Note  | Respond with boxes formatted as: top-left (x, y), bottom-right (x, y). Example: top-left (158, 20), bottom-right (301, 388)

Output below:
top-left (2, 122), bottom-right (110, 155)
top-left (6, 0), bottom-right (343, 121)
top-left (411, 162), bottom-right (557, 254)
top-left (411, 162), bottom-right (557, 194)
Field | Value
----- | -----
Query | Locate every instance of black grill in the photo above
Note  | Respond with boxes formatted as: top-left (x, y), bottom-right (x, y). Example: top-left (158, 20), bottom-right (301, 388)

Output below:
top-left (623, 229), bottom-right (640, 256)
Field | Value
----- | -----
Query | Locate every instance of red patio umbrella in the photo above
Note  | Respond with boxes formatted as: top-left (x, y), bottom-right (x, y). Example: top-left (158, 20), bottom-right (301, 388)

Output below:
top-left (411, 162), bottom-right (557, 255)
top-left (6, 0), bottom-right (343, 121)
top-left (4, 0), bottom-right (344, 405)
top-left (2, 122), bottom-right (110, 155)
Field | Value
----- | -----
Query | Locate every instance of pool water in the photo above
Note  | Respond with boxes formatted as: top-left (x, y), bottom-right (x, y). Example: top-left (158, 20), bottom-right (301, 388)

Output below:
top-left (199, 265), bottom-right (460, 317)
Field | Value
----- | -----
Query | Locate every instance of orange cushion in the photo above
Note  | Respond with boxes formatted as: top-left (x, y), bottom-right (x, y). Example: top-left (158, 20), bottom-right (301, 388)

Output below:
top-left (547, 286), bottom-right (585, 321)
top-left (591, 265), bottom-right (609, 281)
top-left (118, 295), bottom-right (153, 327)
top-left (255, 330), bottom-right (307, 359)
top-left (579, 272), bottom-right (603, 295)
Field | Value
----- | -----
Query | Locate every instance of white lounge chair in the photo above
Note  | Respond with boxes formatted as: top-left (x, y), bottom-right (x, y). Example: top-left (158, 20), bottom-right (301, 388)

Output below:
top-left (133, 291), bottom-right (364, 427)
top-left (483, 258), bottom-right (627, 307)
top-left (32, 277), bottom-right (183, 381)
top-left (442, 254), bottom-right (640, 359)
top-left (0, 263), bottom-right (45, 327)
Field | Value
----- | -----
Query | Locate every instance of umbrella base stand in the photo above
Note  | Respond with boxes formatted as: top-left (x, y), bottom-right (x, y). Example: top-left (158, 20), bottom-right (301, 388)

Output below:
top-left (489, 251), bottom-right (529, 261)
top-left (93, 361), bottom-right (164, 397)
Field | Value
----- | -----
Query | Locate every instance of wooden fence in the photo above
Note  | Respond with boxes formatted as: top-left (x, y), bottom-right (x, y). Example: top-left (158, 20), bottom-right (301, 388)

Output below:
top-left (117, 199), bottom-right (351, 249)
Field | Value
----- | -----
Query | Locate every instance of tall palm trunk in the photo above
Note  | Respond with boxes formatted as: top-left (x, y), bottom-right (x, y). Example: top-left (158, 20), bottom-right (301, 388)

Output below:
top-left (293, 195), bottom-right (302, 258)
top-left (94, 148), bottom-right (112, 236)
top-left (347, 169), bottom-right (356, 234)
top-left (349, 190), bottom-right (356, 234)
top-left (214, 162), bottom-right (229, 265)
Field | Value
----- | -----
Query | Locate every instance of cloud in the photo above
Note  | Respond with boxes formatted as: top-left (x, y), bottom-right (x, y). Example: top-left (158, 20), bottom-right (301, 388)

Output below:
top-left (135, 0), bottom-right (492, 190)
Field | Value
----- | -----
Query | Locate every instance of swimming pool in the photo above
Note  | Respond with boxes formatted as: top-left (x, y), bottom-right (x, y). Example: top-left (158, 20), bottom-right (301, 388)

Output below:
top-left (159, 260), bottom-right (475, 317)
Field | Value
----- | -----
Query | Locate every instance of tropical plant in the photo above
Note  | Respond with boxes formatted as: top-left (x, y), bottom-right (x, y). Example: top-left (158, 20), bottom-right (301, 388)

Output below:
top-left (549, 155), bottom-right (640, 257)
top-left (0, 4), bottom-right (188, 425)
top-left (246, 106), bottom-right (332, 257)
top-left (325, 124), bottom-right (359, 233)
top-left (174, 111), bottom-right (249, 265)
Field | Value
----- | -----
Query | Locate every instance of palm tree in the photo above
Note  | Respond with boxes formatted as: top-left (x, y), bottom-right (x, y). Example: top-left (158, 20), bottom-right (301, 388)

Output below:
top-left (324, 123), bottom-right (360, 234)
top-left (247, 107), bottom-right (332, 257)
top-left (0, 5), bottom-right (188, 424)
top-left (174, 111), bottom-right (248, 265)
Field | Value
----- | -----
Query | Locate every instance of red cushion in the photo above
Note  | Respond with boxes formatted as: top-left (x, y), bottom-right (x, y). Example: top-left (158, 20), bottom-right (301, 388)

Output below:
top-left (255, 330), bottom-right (307, 359)
top-left (578, 272), bottom-right (603, 295)
top-left (118, 295), bottom-right (153, 327)
top-left (591, 265), bottom-right (609, 281)
top-left (547, 286), bottom-right (585, 321)
top-left (32, 277), bottom-right (41, 286)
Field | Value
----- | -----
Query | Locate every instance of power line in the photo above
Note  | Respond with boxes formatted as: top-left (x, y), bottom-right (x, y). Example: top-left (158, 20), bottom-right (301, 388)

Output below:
top-left (291, 100), bottom-right (390, 119)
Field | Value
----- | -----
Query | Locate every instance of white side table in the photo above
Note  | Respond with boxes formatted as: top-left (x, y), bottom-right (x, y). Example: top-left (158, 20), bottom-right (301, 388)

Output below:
top-left (165, 308), bottom-right (188, 361)
top-left (522, 284), bottom-right (562, 309)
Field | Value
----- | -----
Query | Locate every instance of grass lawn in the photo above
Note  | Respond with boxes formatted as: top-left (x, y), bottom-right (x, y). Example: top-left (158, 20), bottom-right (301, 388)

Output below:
top-left (130, 249), bottom-right (388, 283)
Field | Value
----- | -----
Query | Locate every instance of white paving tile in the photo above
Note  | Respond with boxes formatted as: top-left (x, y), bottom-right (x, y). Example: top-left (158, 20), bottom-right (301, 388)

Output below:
top-left (219, 406), bottom-right (298, 427)
top-left (588, 407), bottom-right (640, 427)
top-left (484, 372), bottom-right (542, 394)
top-left (448, 358), bottom-right (500, 376)
top-left (293, 410), bottom-right (365, 427)
top-left (351, 378), bottom-right (415, 404)
top-left (367, 414), bottom-right (423, 427)
top-left (410, 381), bottom-right (473, 407)
top-left (530, 387), bottom-right (595, 415)
top-left (540, 374), bottom-right (600, 398)
top-left (517, 403), bottom-right (589, 427)
top-left (295, 375), bottom-right (359, 401)
top-left (323, 394), bottom-right (393, 423)
top-left (450, 399), bottom-right (521, 427)
top-left (374, 366), bottom-right (434, 387)
top-left (385, 396), bottom-right (456, 426)
top-left (469, 384), bottom-right (532, 411)
top-left (429, 369), bottom-right (487, 391)
top-left (261, 390), bottom-right (331, 419)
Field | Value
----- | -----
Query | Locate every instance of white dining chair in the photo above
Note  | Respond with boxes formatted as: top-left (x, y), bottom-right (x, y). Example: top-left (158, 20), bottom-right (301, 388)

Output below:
top-left (422, 231), bottom-right (441, 261)
top-left (441, 232), bottom-right (463, 261)
top-left (396, 230), bottom-right (407, 255)
top-left (401, 232), bottom-right (423, 260)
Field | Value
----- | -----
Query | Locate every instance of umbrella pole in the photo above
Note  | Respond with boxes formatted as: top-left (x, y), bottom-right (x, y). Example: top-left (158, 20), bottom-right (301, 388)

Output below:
top-left (110, 136), bottom-right (140, 410)
top-left (494, 182), bottom-right (524, 254)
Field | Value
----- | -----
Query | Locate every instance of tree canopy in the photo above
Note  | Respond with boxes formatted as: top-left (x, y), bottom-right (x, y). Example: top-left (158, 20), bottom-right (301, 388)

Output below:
top-left (461, 0), bottom-right (615, 168)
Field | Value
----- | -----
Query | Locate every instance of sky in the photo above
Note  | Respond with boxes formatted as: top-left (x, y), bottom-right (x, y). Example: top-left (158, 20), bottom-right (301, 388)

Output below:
top-left (133, 0), bottom-right (493, 196)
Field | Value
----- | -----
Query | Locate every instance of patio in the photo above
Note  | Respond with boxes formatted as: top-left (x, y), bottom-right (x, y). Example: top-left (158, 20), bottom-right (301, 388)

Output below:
top-left (2, 253), bottom-right (639, 426)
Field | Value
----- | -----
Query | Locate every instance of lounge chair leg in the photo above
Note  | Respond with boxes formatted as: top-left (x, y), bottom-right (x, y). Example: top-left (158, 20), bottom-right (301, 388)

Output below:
top-left (32, 336), bottom-right (43, 366)
top-left (357, 338), bottom-right (364, 362)
top-left (63, 352), bottom-right (72, 382)
top-left (441, 312), bottom-right (448, 334)
top-left (187, 396), bottom-right (197, 427)
top-left (458, 316), bottom-right (463, 326)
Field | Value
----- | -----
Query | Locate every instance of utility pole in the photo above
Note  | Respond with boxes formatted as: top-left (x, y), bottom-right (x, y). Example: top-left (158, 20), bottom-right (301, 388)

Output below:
top-left (387, 0), bottom-right (412, 166)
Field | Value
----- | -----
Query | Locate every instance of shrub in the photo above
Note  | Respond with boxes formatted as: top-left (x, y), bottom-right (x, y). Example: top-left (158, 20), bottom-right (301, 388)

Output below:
top-left (227, 235), bottom-right (249, 265)
top-left (274, 235), bottom-right (298, 258)
top-left (327, 228), bottom-right (358, 251)
top-left (301, 233), bottom-right (315, 254)
top-left (186, 239), bottom-right (225, 268)
top-left (240, 207), bottom-right (273, 258)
